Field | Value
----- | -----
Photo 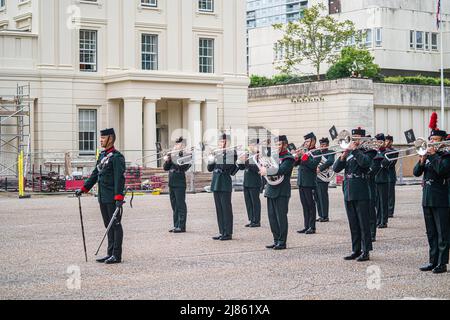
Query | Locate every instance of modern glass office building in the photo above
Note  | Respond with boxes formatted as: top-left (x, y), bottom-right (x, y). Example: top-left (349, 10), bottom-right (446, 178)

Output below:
top-left (247, 0), bottom-right (309, 29)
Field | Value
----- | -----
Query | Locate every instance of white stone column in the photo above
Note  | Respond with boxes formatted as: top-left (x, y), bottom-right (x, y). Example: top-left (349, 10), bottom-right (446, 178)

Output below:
top-left (143, 99), bottom-right (158, 167)
top-left (202, 99), bottom-right (218, 171)
top-left (106, 99), bottom-right (121, 149)
top-left (188, 100), bottom-right (203, 171)
top-left (123, 97), bottom-right (143, 166)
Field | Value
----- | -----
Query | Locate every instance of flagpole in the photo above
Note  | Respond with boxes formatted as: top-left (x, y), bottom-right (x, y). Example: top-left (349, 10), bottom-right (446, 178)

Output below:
top-left (439, 2), bottom-right (445, 127)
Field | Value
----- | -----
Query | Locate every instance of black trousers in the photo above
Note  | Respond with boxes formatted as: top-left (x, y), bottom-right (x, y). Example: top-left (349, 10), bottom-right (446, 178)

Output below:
top-left (267, 196), bottom-right (290, 246)
top-left (244, 187), bottom-right (261, 224)
top-left (299, 187), bottom-right (317, 230)
top-left (99, 202), bottom-right (123, 259)
top-left (213, 192), bottom-right (233, 237)
top-left (315, 182), bottom-right (329, 219)
top-left (170, 187), bottom-right (187, 231)
top-left (344, 200), bottom-right (373, 254)
top-left (376, 183), bottom-right (389, 226)
top-left (423, 207), bottom-right (450, 266)
top-left (388, 181), bottom-right (396, 216)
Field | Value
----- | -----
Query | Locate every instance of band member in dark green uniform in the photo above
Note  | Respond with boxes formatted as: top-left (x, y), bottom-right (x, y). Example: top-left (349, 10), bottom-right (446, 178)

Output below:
top-left (259, 135), bottom-right (295, 250)
top-left (237, 139), bottom-right (262, 228)
top-left (76, 128), bottom-right (126, 264)
top-left (372, 134), bottom-right (390, 229)
top-left (385, 135), bottom-right (398, 218)
top-left (295, 133), bottom-right (321, 234)
top-left (208, 133), bottom-right (239, 241)
top-left (414, 126), bottom-right (450, 274)
top-left (163, 137), bottom-right (192, 233)
top-left (315, 137), bottom-right (335, 223)
top-left (366, 135), bottom-right (379, 242)
top-left (333, 127), bottom-right (373, 262)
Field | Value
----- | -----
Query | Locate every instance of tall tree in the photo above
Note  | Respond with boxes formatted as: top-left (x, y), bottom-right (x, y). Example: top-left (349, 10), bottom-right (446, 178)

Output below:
top-left (273, 4), bottom-right (358, 80)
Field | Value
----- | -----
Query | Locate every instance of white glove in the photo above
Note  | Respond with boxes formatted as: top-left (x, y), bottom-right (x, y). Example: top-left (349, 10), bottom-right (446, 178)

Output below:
top-left (208, 155), bottom-right (216, 164)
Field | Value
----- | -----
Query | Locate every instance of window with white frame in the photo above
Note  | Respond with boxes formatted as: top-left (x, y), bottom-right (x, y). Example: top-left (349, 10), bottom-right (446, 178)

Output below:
top-left (199, 38), bottom-right (214, 73)
top-left (409, 30), bottom-right (415, 49)
top-left (199, 0), bottom-right (214, 12)
top-left (375, 28), bottom-right (382, 47)
top-left (416, 31), bottom-right (424, 50)
top-left (141, 0), bottom-right (157, 7)
top-left (79, 30), bottom-right (97, 72)
top-left (431, 33), bottom-right (438, 51)
top-left (142, 34), bottom-right (158, 70)
top-left (425, 32), bottom-right (430, 50)
top-left (364, 29), bottom-right (372, 47)
top-left (79, 109), bottom-right (97, 155)
top-left (0, 0), bottom-right (5, 8)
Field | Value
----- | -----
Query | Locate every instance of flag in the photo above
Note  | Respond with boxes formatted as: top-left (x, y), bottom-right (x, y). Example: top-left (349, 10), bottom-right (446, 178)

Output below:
top-left (437, 0), bottom-right (441, 29)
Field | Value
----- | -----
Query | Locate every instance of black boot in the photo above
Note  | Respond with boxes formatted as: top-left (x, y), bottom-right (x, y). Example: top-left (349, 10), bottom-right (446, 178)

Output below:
top-left (96, 256), bottom-right (111, 263)
top-left (344, 252), bottom-right (362, 260)
top-left (419, 263), bottom-right (436, 272)
top-left (105, 256), bottom-right (121, 264)
top-left (432, 265), bottom-right (447, 274)
top-left (356, 252), bottom-right (370, 262)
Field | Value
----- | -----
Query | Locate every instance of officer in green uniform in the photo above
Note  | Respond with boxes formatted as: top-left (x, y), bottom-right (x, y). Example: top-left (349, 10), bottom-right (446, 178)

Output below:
top-left (414, 128), bottom-right (450, 274)
top-left (372, 134), bottom-right (390, 229)
top-left (295, 133), bottom-right (321, 234)
top-left (76, 128), bottom-right (126, 264)
top-left (333, 127), bottom-right (373, 262)
top-left (315, 137), bottom-right (335, 223)
top-left (366, 135), bottom-right (379, 242)
top-left (237, 139), bottom-right (262, 228)
top-left (163, 137), bottom-right (192, 233)
top-left (385, 135), bottom-right (398, 218)
top-left (208, 133), bottom-right (239, 241)
top-left (260, 135), bottom-right (295, 250)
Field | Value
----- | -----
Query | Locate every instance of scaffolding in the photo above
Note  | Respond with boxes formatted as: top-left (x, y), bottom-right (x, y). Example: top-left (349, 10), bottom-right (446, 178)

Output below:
top-left (0, 83), bottom-right (31, 181)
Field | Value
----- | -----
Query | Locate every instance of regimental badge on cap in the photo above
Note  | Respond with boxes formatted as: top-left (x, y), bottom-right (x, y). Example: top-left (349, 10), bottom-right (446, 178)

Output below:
top-left (404, 129), bottom-right (416, 144)
top-left (329, 126), bottom-right (338, 141)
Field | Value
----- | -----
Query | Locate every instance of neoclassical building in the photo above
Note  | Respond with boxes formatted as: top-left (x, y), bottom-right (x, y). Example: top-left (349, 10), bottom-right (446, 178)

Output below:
top-left (0, 0), bottom-right (248, 171)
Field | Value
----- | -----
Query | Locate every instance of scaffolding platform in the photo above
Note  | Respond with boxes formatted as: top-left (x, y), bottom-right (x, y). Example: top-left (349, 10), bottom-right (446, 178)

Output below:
top-left (0, 84), bottom-right (31, 179)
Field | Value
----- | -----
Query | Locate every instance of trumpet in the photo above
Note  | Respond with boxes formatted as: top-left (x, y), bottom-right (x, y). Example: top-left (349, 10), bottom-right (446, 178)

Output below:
top-left (384, 138), bottom-right (450, 161)
top-left (313, 130), bottom-right (376, 158)
top-left (206, 145), bottom-right (244, 163)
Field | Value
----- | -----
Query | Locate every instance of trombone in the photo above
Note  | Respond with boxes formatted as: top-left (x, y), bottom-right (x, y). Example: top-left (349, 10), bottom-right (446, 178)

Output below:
top-left (384, 138), bottom-right (450, 161)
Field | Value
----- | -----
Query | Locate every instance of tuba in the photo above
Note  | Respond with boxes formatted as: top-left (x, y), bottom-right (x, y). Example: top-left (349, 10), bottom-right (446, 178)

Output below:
top-left (317, 156), bottom-right (336, 183)
top-left (253, 154), bottom-right (284, 186)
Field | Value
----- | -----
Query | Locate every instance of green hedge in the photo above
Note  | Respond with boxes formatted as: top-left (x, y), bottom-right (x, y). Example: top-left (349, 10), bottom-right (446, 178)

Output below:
top-left (382, 75), bottom-right (450, 86)
top-left (249, 74), bottom-right (308, 88)
top-left (250, 74), bottom-right (450, 88)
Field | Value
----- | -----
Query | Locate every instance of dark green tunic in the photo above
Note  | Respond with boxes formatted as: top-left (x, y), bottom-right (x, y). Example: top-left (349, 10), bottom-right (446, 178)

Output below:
top-left (238, 158), bottom-right (262, 189)
top-left (413, 152), bottom-right (450, 207)
top-left (163, 159), bottom-right (191, 188)
top-left (333, 149), bottom-right (373, 201)
top-left (83, 148), bottom-right (126, 203)
top-left (295, 149), bottom-right (322, 188)
top-left (264, 151), bottom-right (295, 199)
top-left (207, 150), bottom-right (239, 192)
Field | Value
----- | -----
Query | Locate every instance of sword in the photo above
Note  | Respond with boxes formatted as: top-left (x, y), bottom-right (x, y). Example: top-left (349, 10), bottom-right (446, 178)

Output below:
top-left (94, 206), bottom-right (123, 256)
top-left (77, 196), bottom-right (88, 262)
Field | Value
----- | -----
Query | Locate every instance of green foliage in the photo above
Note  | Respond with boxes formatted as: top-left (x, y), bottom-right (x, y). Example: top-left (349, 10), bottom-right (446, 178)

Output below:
top-left (249, 74), bottom-right (307, 88)
top-left (326, 47), bottom-right (380, 80)
top-left (273, 3), bottom-right (359, 79)
top-left (382, 75), bottom-right (450, 86)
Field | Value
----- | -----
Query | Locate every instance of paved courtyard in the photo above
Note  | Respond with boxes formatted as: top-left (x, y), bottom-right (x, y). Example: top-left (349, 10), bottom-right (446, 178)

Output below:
top-left (0, 185), bottom-right (449, 300)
